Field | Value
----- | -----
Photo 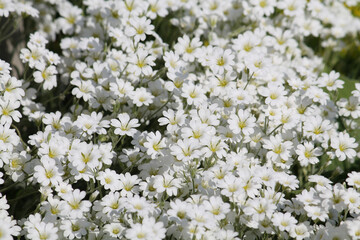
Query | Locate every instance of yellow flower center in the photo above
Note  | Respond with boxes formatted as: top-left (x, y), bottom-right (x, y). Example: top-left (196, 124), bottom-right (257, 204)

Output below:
top-left (137, 233), bottom-right (145, 239)
top-left (105, 177), bottom-right (112, 184)
top-left (273, 146), bottom-right (283, 154)
top-left (111, 202), bottom-right (119, 209)
top-left (50, 206), bottom-right (59, 214)
top-left (238, 120), bottom-right (248, 129)
top-left (243, 44), bottom-right (252, 52)
top-left (177, 211), bottom-right (186, 219)
top-left (304, 150), bottom-right (312, 158)
top-left (339, 144), bottom-right (347, 152)
top-left (136, 27), bottom-right (144, 35)
top-left (66, 15), bottom-right (76, 25)
top-left (69, 201), bottom-right (80, 210)
top-left (313, 127), bottom-right (323, 135)
top-left (217, 57), bottom-right (225, 66)
top-left (185, 46), bottom-right (194, 53)
top-left (260, 0), bottom-right (267, 8)
top-left (72, 224), bottom-right (80, 232)
top-left (45, 169), bottom-right (54, 179)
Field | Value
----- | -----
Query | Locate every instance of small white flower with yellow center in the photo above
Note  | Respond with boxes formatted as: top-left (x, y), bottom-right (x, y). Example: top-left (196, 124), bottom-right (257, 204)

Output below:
top-left (263, 134), bottom-right (293, 162)
top-left (228, 109), bottom-right (256, 136)
top-left (202, 136), bottom-right (228, 158)
top-left (346, 171), bottom-right (360, 189)
top-left (144, 131), bottom-right (166, 159)
top-left (130, 87), bottom-right (154, 107)
top-left (97, 169), bottom-right (121, 192)
top-left (0, 99), bottom-right (21, 124)
top-left (34, 156), bottom-right (63, 187)
top-left (33, 62), bottom-right (58, 90)
top-left (61, 189), bottom-right (91, 219)
top-left (331, 132), bottom-right (358, 161)
top-left (111, 113), bottom-right (140, 137)
top-left (129, 48), bottom-right (156, 76)
top-left (119, 172), bottom-right (140, 197)
top-left (209, 48), bottom-right (235, 74)
top-left (125, 16), bottom-right (154, 43)
top-left (295, 142), bottom-right (322, 166)
top-left (104, 223), bottom-right (125, 238)
top-left (272, 212), bottom-right (297, 232)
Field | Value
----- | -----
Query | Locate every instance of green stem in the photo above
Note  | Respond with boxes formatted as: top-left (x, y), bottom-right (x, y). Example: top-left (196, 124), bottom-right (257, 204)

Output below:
top-left (0, 175), bottom-right (32, 193)
top-left (11, 123), bottom-right (27, 147)
top-left (267, 124), bottom-right (283, 136)
top-left (147, 92), bottom-right (174, 119)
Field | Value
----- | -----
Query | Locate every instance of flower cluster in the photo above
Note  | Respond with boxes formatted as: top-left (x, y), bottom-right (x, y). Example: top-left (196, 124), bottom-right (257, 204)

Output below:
top-left (0, 0), bottom-right (360, 239)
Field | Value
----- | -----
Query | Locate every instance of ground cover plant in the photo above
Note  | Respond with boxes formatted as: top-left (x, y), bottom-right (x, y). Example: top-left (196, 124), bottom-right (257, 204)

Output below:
top-left (1, 0), bottom-right (360, 239)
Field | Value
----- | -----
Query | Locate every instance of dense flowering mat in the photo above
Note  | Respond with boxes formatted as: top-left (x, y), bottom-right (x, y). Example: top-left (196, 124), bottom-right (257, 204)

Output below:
top-left (1, 0), bottom-right (360, 239)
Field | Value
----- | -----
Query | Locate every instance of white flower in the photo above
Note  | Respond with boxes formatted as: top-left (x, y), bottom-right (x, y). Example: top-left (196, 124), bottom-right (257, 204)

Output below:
top-left (0, 0), bottom-right (14, 17)
top-left (0, 215), bottom-right (20, 239)
top-left (258, 84), bottom-right (287, 107)
top-left (347, 220), bottom-right (360, 240)
top-left (0, 123), bottom-right (20, 152)
top-left (60, 219), bottom-right (89, 239)
top-left (130, 87), bottom-right (154, 107)
top-left (125, 222), bottom-right (153, 240)
top-left (153, 173), bottom-right (182, 196)
top-left (346, 171), bottom-right (360, 188)
top-left (203, 196), bottom-right (230, 220)
top-left (119, 172), bottom-right (140, 197)
top-left (202, 136), bottom-right (228, 158)
top-left (111, 113), bottom-right (140, 137)
top-left (181, 119), bottom-right (216, 143)
top-left (164, 51), bottom-right (184, 71)
top-left (104, 223), bottom-right (125, 239)
top-left (26, 221), bottom-right (58, 240)
top-left (109, 78), bottom-right (134, 98)
top-left (262, 134), bottom-right (293, 162)
top-left (168, 199), bottom-right (189, 223)
top-left (303, 205), bottom-right (328, 222)
top-left (272, 212), bottom-right (297, 232)
top-left (158, 109), bottom-right (186, 132)
top-left (227, 109), bottom-right (256, 136)
top-left (97, 169), bottom-right (121, 192)
top-left (129, 49), bottom-right (156, 76)
top-left (208, 48), bottom-right (235, 74)
top-left (170, 138), bottom-right (201, 162)
top-left (218, 174), bottom-right (245, 197)
top-left (34, 156), bottom-right (64, 186)
top-left (174, 35), bottom-right (202, 62)
top-left (20, 43), bottom-right (44, 68)
top-left (33, 63), bottom-right (57, 90)
top-left (343, 188), bottom-right (360, 214)
top-left (303, 115), bottom-right (331, 141)
top-left (181, 83), bottom-right (207, 106)
top-left (144, 131), bottom-right (166, 159)
top-left (71, 79), bottom-right (95, 102)
top-left (57, 2), bottom-right (83, 34)
top-left (0, 99), bottom-right (21, 124)
top-left (295, 142), bottom-right (322, 166)
top-left (331, 132), bottom-right (358, 161)
top-left (0, 59), bottom-right (11, 75)
top-left (61, 189), bottom-right (91, 219)
top-left (125, 16), bottom-right (154, 42)
top-left (74, 112), bottom-right (109, 135)
top-left (99, 191), bottom-right (123, 217)
top-left (289, 222), bottom-right (311, 240)
top-left (69, 141), bottom-right (101, 171)
top-left (337, 96), bottom-right (360, 119)
top-left (318, 70), bottom-right (344, 91)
